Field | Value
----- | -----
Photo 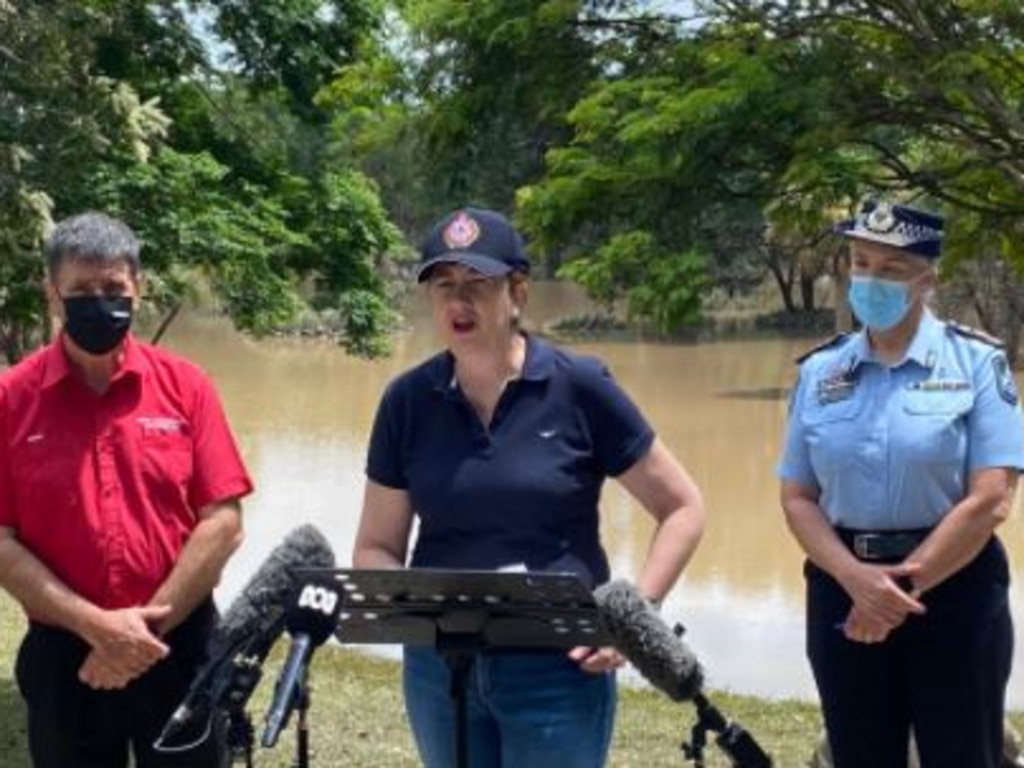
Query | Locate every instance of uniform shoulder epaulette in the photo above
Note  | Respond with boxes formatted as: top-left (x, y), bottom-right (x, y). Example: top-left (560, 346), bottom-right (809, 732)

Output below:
top-left (947, 322), bottom-right (1005, 348)
top-left (795, 333), bottom-right (851, 364)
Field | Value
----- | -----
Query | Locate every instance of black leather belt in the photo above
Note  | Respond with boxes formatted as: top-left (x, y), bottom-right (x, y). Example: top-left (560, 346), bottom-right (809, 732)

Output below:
top-left (835, 527), bottom-right (932, 562)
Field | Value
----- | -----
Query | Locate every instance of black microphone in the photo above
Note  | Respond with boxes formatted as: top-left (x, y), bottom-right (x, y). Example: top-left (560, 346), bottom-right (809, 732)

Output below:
top-left (595, 580), bottom-right (772, 767)
top-left (260, 578), bottom-right (342, 748)
top-left (593, 579), bottom-right (703, 701)
top-left (155, 525), bottom-right (335, 752)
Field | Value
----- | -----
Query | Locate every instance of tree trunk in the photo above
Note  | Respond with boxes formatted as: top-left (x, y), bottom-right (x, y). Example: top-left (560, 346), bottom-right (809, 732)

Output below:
top-left (764, 248), bottom-right (798, 313)
top-left (833, 250), bottom-right (854, 333)
top-left (799, 273), bottom-right (816, 312)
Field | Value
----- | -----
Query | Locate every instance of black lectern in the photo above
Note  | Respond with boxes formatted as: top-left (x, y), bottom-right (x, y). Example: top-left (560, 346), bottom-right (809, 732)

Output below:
top-left (297, 568), bottom-right (610, 768)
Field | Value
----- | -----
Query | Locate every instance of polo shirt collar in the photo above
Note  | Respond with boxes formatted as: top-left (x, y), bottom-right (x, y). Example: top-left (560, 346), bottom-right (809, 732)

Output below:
top-left (41, 333), bottom-right (149, 389)
top-left (428, 332), bottom-right (556, 394)
top-left (520, 333), bottom-right (556, 382)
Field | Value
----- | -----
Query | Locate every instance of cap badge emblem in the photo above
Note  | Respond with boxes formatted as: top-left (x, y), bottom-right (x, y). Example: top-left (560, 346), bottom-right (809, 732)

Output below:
top-left (443, 212), bottom-right (481, 249)
top-left (865, 202), bottom-right (897, 233)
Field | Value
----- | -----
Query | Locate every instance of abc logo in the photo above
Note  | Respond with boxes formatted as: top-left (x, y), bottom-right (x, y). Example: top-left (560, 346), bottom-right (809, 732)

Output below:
top-left (298, 584), bottom-right (339, 615)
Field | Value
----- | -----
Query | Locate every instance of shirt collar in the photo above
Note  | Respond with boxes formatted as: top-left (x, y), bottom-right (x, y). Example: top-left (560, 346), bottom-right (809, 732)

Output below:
top-left (520, 333), bottom-right (556, 381)
top-left (848, 309), bottom-right (942, 371)
top-left (903, 309), bottom-right (943, 369)
top-left (41, 333), bottom-right (148, 389)
top-left (428, 332), bottom-right (556, 393)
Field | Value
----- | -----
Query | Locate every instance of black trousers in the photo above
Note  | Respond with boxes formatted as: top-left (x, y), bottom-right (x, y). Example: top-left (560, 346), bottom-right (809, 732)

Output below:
top-left (806, 537), bottom-right (1013, 768)
top-left (15, 600), bottom-right (226, 768)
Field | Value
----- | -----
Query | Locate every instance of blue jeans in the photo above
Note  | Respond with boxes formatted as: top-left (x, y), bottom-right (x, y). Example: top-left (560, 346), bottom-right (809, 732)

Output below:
top-left (403, 646), bottom-right (616, 768)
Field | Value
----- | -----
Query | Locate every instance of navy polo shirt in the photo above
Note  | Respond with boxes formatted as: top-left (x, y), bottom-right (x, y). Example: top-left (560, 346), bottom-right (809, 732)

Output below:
top-left (366, 334), bottom-right (655, 588)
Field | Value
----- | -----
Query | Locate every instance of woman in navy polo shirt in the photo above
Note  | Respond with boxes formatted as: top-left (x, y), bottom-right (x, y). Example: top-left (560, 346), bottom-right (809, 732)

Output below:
top-left (353, 207), bottom-right (706, 767)
top-left (779, 200), bottom-right (1024, 768)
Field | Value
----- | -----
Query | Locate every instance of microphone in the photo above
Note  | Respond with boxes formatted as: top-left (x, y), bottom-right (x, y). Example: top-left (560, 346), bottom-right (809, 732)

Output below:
top-left (595, 580), bottom-right (772, 767)
top-left (260, 578), bottom-right (342, 748)
top-left (593, 579), bottom-right (703, 701)
top-left (155, 525), bottom-right (335, 752)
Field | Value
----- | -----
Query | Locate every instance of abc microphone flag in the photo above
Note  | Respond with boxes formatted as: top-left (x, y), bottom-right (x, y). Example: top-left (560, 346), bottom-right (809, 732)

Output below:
top-left (261, 577), bottom-right (342, 748)
top-left (155, 525), bottom-right (335, 752)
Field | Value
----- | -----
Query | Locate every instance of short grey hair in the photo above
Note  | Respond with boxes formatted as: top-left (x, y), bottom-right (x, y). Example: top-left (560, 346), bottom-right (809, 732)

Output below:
top-left (45, 212), bottom-right (141, 279)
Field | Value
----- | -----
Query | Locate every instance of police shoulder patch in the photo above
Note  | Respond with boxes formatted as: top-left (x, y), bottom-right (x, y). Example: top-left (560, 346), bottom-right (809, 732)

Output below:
top-left (992, 354), bottom-right (1019, 405)
top-left (947, 322), bottom-right (1005, 348)
top-left (795, 333), bottom-right (851, 364)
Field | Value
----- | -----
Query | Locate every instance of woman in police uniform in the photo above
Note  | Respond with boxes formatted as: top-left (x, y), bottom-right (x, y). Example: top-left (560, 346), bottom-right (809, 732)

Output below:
top-left (779, 200), bottom-right (1024, 768)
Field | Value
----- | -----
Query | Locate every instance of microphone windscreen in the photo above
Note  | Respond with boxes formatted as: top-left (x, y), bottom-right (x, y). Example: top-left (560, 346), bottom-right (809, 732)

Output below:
top-left (594, 579), bottom-right (703, 702)
top-left (213, 525), bottom-right (336, 656)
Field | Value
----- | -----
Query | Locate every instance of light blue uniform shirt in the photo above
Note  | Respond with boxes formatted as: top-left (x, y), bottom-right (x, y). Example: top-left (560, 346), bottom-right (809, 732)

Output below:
top-left (778, 310), bottom-right (1024, 529)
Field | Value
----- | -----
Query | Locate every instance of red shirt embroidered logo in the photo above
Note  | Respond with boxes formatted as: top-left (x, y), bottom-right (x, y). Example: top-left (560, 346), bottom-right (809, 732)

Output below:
top-left (442, 212), bottom-right (481, 250)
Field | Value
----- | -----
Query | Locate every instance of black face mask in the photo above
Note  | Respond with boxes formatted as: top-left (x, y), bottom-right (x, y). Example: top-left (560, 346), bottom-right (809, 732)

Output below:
top-left (61, 295), bottom-right (134, 355)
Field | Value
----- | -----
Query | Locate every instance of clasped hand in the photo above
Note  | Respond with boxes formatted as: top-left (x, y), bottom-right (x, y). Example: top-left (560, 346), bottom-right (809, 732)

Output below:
top-left (78, 604), bottom-right (172, 690)
top-left (841, 562), bottom-right (925, 644)
top-left (568, 646), bottom-right (626, 673)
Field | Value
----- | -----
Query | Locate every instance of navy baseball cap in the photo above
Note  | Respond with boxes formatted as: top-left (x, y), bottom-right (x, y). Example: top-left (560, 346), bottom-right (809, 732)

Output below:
top-left (416, 207), bottom-right (531, 282)
top-left (837, 200), bottom-right (944, 259)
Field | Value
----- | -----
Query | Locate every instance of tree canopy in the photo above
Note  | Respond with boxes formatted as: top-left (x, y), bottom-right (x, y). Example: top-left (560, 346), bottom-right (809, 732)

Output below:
top-left (0, 0), bottom-right (399, 364)
top-left (5, 0), bottom-right (1024, 364)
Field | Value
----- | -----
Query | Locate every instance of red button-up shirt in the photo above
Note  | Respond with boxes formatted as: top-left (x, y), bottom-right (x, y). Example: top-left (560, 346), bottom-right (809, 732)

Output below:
top-left (0, 335), bottom-right (253, 611)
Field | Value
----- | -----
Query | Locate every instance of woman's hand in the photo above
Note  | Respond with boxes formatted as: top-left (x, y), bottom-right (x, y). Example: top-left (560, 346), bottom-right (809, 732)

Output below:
top-left (841, 561), bottom-right (925, 633)
top-left (568, 646), bottom-right (626, 674)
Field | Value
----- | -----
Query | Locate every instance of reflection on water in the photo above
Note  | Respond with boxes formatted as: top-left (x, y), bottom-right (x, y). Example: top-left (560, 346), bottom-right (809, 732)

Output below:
top-left (160, 282), bottom-right (1024, 706)
top-left (716, 387), bottom-right (791, 402)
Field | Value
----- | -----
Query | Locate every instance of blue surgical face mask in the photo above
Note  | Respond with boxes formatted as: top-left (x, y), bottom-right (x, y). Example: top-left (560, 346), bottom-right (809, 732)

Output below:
top-left (848, 275), bottom-right (913, 331)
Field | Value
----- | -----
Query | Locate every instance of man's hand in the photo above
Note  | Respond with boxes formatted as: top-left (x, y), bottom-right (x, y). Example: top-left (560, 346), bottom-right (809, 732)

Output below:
top-left (78, 651), bottom-right (133, 690)
top-left (78, 604), bottom-right (172, 688)
top-left (568, 646), bottom-right (626, 674)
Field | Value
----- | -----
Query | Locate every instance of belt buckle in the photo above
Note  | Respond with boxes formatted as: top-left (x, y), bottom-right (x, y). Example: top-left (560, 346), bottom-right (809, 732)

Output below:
top-left (853, 533), bottom-right (882, 560)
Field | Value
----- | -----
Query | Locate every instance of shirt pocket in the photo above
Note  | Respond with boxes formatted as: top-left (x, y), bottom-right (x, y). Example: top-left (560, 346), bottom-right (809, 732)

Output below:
top-left (138, 428), bottom-right (194, 498)
top-left (8, 435), bottom-right (84, 513)
top-left (803, 395), bottom-right (869, 479)
top-left (902, 389), bottom-right (973, 416)
top-left (899, 389), bottom-right (973, 463)
top-left (803, 395), bottom-right (865, 425)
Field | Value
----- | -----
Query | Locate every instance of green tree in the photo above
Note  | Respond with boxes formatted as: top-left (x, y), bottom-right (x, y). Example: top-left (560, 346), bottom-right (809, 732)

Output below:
top-left (322, 0), bottom-right (612, 241)
top-left (201, 0), bottom-right (379, 120)
top-left (558, 231), bottom-right (708, 332)
top-left (0, 1), bottom-right (170, 362)
top-left (0, 0), bottom-right (402, 363)
top-left (519, 21), bottom-right (831, 329)
top-left (704, 0), bottom-right (1024, 360)
top-left (88, 149), bottom-right (304, 334)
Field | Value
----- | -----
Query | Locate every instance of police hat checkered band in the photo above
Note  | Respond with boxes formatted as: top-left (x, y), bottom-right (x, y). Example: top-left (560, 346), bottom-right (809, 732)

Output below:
top-left (417, 207), bottom-right (531, 281)
top-left (838, 200), bottom-right (944, 258)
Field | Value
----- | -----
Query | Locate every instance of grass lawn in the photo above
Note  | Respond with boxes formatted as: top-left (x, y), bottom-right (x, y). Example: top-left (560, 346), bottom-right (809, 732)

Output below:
top-left (0, 591), bottom-right (1020, 766)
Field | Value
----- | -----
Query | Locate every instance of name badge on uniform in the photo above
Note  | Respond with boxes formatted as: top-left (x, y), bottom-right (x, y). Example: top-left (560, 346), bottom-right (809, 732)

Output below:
top-left (906, 379), bottom-right (970, 393)
top-left (816, 368), bottom-right (858, 405)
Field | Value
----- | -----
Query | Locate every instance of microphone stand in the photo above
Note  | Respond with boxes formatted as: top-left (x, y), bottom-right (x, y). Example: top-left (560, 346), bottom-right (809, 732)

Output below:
top-left (225, 707), bottom-right (254, 768)
top-left (682, 693), bottom-right (772, 768)
top-left (292, 669), bottom-right (311, 768)
top-left (308, 568), bottom-right (610, 768)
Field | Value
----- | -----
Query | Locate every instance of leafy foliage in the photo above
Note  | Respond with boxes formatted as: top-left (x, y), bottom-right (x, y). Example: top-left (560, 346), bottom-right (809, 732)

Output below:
top-left (558, 231), bottom-right (709, 331)
top-left (0, 1), bottom-right (170, 361)
top-left (0, 0), bottom-right (399, 363)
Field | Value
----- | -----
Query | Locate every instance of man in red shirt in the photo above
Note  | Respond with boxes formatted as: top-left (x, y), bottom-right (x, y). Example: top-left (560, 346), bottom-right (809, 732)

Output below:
top-left (0, 212), bottom-right (254, 767)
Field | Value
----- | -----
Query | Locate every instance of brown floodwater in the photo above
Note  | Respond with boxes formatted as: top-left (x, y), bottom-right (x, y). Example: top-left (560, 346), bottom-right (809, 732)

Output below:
top-left (160, 281), bottom-right (1024, 705)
